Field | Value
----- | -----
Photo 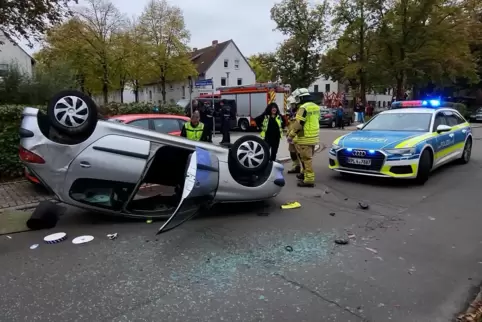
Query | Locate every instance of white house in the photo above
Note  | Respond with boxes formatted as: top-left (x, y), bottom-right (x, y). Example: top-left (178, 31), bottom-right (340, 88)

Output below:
top-left (139, 39), bottom-right (256, 104)
top-left (309, 76), bottom-right (393, 109)
top-left (0, 32), bottom-right (35, 77)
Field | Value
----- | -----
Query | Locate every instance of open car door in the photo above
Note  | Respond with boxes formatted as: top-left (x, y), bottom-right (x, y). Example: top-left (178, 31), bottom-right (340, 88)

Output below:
top-left (156, 147), bottom-right (219, 235)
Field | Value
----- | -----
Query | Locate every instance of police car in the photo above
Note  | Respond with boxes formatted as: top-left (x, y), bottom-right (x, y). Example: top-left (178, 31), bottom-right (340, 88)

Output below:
top-left (328, 100), bottom-right (472, 184)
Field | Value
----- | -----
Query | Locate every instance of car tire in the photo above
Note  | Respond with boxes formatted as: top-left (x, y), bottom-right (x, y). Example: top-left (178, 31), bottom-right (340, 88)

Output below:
top-left (238, 119), bottom-right (250, 132)
top-left (230, 135), bottom-right (270, 174)
top-left (457, 138), bottom-right (472, 164)
top-left (47, 90), bottom-right (98, 136)
top-left (329, 120), bottom-right (335, 128)
top-left (414, 150), bottom-right (432, 185)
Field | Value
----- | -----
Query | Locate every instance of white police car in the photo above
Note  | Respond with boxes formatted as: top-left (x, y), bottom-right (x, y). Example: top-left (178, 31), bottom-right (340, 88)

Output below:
top-left (328, 100), bottom-right (472, 184)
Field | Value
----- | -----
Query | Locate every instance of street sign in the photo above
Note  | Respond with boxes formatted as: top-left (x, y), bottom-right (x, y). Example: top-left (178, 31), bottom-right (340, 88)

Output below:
top-left (194, 79), bottom-right (213, 87)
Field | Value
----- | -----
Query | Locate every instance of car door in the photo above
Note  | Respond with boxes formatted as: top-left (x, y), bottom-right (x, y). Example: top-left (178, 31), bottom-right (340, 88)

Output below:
top-left (152, 118), bottom-right (182, 135)
top-left (65, 135), bottom-right (151, 210)
top-left (444, 110), bottom-right (469, 158)
top-left (432, 111), bottom-right (454, 166)
top-left (157, 147), bottom-right (219, 234)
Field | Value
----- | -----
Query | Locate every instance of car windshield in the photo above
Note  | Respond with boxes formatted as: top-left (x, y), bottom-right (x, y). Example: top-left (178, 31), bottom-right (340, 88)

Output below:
top-left (362, 113), bottom-right (432, 132)
top-left (477, 107), bottom-right (482, 113)
top-left (176, 99), bottom-right (189, 108)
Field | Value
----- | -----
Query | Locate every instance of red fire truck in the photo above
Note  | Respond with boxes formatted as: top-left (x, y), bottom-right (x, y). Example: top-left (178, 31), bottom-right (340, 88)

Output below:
top-left (215, 82), bottom-right (291, 131)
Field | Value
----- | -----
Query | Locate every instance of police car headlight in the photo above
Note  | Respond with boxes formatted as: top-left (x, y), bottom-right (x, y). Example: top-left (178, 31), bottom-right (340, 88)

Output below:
top-left (331, 144), bottom-right (341, 150)
top-left (384, 148), bottom-right (415, 155)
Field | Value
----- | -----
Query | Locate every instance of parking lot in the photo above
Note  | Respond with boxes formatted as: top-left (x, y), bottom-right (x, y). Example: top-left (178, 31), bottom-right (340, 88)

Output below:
top-left (1, 126), bottom-right (481, 322)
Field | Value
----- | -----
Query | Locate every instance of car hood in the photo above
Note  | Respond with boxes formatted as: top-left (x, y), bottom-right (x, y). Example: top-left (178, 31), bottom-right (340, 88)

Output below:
top-left (336, 130), bottom-right (427, 149)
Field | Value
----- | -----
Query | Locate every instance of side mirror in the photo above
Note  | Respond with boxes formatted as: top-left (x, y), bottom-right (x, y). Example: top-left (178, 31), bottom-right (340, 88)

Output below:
top-left (356, 124), bottom-right (364, 130)
top-left (436, 124), bottom-right (451, 133)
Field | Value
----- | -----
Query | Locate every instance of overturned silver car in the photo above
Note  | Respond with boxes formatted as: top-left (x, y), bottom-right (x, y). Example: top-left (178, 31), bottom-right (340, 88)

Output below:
top-left (19, 90), bottom-right (285, 234)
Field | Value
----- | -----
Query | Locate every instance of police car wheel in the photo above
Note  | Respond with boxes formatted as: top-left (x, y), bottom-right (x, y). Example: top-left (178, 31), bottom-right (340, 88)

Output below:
top-left (47, 90), bottom-right (98, 136)
top-left (414, 150), bottom-right (432, 185)
top-left (458, 138), bottom-right (472, 164)
top-left (230, 135), bottom-right (270, 174)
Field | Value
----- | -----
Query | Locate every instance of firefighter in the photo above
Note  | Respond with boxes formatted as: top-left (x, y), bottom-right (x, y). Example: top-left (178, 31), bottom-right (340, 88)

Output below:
top-left (181, 111), bottom-right (208, 141)
top-left (220, 101), bottom-right (231, 145)
top-left (287, 88), bottom-right (320, 187)
top-left (286, 96), bottom-right (301, 173)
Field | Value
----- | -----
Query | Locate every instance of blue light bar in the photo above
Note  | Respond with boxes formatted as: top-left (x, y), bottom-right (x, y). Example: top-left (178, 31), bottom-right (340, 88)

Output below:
top-left (391, 100), bottom-right (441, 109)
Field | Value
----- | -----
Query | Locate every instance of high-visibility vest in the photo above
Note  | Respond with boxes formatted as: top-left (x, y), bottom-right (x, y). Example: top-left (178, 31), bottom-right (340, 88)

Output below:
top-left (260, 115), bottom-right (283, 139)
top-left (184, 122), bottom-right (204, 141)
top-left (294, 102), bottom-right (320, 145)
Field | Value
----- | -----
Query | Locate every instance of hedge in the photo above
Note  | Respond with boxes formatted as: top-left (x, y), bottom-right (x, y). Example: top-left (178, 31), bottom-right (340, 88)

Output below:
top-left (0, 102), bottom-right (184, 181)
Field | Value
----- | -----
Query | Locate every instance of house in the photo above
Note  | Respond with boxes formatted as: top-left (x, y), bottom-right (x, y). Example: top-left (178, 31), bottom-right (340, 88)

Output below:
top-left (139, 39), bottom-right (256, 104)
top-left (309, 76), bottom-right (394, 110)
top-left (0, 32), bottom-right (35, 78)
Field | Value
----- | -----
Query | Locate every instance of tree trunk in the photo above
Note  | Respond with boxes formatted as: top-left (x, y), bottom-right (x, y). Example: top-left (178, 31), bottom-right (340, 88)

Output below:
top-left (134, 80), bottom-right (139, 102)
top-left (102, 62), bottom-right (109, 105)
top-left (396, 75), bottom-right (405, 100)
top-left (358, 0), bottom-right (367, 106)
top-left (160, 74), bottom-right (167, 104)
top-left (119, 80), bottom-right (125, 103)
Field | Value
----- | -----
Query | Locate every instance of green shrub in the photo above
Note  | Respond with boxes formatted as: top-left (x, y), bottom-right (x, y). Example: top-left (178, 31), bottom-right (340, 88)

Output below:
top-left (99, 102), bottom-right (184, 116)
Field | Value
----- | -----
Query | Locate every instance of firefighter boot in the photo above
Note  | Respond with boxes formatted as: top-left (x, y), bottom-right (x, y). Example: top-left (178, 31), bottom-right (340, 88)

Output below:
top-left (288, 166), bottom-right (301, 174)
top-left (296, 173), bottom-right (304, 180)
top-left (297, 181), bottom-right (315, 188)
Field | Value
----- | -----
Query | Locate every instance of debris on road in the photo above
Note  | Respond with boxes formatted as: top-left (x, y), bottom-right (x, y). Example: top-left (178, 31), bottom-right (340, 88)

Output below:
top-left (285, 246), bottom-right (294, 252)
top-left (358, 202), bottom-right (369, 210)
top-left (408, 266), bottom-right (416, 275)
top-left (365, 247), bottom-right (378, 254)
top-left (428, 216), bottom-right (436, 221)
top-left (43, 232), bottom-right (67, 244)
top-left (281, 201), bottom-right (301, 210)
top-left (146, 219), bottom-right (153, 224)
top-left (329, 212), bottom-right (336, 216)
top-left (348, 234), bottom-right (356, 239)
top-left (344, 198), bottom-right (348, 201)
top-left (72, 235), bottom-right (94, 245)
top-left (26, 201), bottom-right (63, 231)
top-left (30, 244), bottom-right (39, 250)
top-left (335, 238), bottom-right (349, 245)
top-left (5, 235), bottom-right (12, 239)
top-left (107, 233), bottom-right (118, 240)
top-left (324, 190), bottom-right (330, 194)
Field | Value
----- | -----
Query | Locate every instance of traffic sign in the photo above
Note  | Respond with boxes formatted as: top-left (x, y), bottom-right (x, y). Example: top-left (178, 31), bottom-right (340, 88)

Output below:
top-left (194, 79), bottom-right (213, 87)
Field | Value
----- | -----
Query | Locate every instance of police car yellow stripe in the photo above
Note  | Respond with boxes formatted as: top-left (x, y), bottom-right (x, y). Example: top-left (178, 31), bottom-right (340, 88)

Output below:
top-left (333, 134), bottom-right (348, 145)
top-left (395, 122), bottom-right (470, 148)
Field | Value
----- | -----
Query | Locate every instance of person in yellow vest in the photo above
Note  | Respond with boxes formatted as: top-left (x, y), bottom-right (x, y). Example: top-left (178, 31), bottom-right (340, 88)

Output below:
top-left (181, 111), bottom-right (208, 141)
top-left (287, 88), bottom-right (320, 187)
top-left (286, 96), bottom-right (301, 174)
top-left (255, 102), bottom-right (285, 161)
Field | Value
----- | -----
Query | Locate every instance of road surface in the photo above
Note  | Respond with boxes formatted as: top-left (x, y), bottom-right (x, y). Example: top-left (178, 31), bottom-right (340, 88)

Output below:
top-left (1, 127), bottom-right (481, 322)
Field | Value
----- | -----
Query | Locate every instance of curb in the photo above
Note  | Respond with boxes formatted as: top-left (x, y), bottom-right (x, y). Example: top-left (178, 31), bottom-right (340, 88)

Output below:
top-left (0, 200), bottom-right (58, 214)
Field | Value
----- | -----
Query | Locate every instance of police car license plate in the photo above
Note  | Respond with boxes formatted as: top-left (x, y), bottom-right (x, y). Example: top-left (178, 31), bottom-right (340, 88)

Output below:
top-left (347, 157), bottom-right (371, 165)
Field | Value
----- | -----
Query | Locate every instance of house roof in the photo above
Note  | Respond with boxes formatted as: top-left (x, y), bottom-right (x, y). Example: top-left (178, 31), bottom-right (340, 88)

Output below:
top-left (145, 39), bottom-right (255, 86)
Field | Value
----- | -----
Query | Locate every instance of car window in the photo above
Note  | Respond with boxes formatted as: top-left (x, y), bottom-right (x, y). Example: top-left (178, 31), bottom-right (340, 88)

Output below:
top-left (152, 118), bottom-right (181, 133)
top-left (127, 119), bottom-right (150, 129)
top-left (362, 113), bottom-right (432, 131)
top-left (178, 119), bottom-right (187, 129)
top-left (443, 111), bottom-right (464, 126)
top-left (432, 112), bottom-right (447, 131)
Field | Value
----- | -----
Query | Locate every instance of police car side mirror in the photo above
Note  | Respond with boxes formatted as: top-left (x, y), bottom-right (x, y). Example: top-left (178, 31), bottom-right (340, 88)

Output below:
top-left (436, 124), bottom-right (451, 133)
top-left (356, 124), bottom-right (364, 130)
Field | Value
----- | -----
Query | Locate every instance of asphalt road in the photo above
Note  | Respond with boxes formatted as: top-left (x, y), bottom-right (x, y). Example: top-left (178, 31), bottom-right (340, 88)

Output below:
top-left (1, 127), bottom-right (482, 322)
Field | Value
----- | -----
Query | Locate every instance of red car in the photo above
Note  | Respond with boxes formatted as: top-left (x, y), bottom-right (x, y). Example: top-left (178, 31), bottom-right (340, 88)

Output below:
top-left (25, 114), bottom-right (190, 185)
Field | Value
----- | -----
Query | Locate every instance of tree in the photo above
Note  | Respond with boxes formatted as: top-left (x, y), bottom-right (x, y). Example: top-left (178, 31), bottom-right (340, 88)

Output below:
top-left (0, 0), bottom-right (75, 46)
top-left (139, 0), bottom-right (196, 104)
top-left (372, 0), bottom-right (480, 99)
top-left (248, 53), bottom-right (278, 83)
top-left (270, 0), bottom-right (331, 88)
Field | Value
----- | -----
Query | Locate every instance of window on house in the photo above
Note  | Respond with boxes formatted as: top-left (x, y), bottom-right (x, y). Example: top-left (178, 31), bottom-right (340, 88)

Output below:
top-left (149, 90), bottom-right (152, 101)
top-left (0, 64), bottom-right (8, 70)
top-left (237, 78), bottom-right (242, 85)
top-left (169, 84), bottom-right (173, 91)
top-left (314, 85), bottom-right (319, 92)
top-left (325, 84), bottom-right (330, 93)
top-left (224, 59), bottom-right (229, 68)
top-left (234, 59), bottom-right (239, 69)
top-left (182, 86), bottom-right (185, 98)
top-left (221, 77), bottom-right (227, 86)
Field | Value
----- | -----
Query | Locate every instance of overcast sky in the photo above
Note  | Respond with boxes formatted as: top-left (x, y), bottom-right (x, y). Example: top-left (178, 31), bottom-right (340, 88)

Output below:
top-left (22, 0), bottom-right (287, 57)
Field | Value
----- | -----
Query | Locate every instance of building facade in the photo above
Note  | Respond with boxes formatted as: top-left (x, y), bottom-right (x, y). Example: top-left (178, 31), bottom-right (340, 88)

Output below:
top-left (0, 32), bottom-right (35, 77)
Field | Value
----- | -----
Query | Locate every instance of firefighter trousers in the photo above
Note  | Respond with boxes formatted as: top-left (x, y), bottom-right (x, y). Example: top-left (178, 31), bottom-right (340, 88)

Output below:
top-left (288, 143), bottom-right (300, 170)
top-left (296, 144), bottom-right (315, 183)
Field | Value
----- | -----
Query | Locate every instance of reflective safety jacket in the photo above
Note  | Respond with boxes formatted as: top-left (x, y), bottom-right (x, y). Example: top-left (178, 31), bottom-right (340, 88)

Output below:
top-left (288, 102), bottom-right (320, 145)
top-left (260, 115), bottom-right (283, 139)
top-left (184, 122), bottom-right (204, 141)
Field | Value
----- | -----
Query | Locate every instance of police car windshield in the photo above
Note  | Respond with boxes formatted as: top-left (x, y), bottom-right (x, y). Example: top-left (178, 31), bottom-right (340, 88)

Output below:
top-left (362, 113), bottom-right (432, 132)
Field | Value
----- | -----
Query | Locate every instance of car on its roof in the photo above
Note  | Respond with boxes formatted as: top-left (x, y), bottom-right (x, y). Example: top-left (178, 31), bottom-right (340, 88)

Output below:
top-left (328, 99), bottom-right (472, 184)
top-left (19, 90), bottom-right (285, 234)
top-left (25, 113), bottom-right (191, 185)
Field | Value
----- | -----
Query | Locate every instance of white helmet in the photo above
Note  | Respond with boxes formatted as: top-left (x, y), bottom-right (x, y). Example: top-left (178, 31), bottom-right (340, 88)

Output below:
top-left (291, 88), bottom-right (310, 103)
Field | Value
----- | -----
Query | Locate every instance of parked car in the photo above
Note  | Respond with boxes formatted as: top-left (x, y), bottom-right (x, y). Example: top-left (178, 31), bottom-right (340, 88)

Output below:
top-left (20, 90), bottom-right (285, 234)
top-left (469, 107), bottom-right (482, 123)
top-left (319, 108), bottom-right (353, 128)
top-left (25, 113), bottom-right (190, 185)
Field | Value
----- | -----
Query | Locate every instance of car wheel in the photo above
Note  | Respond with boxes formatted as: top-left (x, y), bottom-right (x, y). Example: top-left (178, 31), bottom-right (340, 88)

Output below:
top-left (238, 119), bottom-right (250, 132)
top-left (329, 120), bottom-right (335, 128)
top-left (230, 135), bottom-right (270, 174)
top-left (458, 138), bottom-right (472, 164)
top-left (414, 150), bottom-right (432, 185)
top-left (47, 90), bottom-right (98, 136)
